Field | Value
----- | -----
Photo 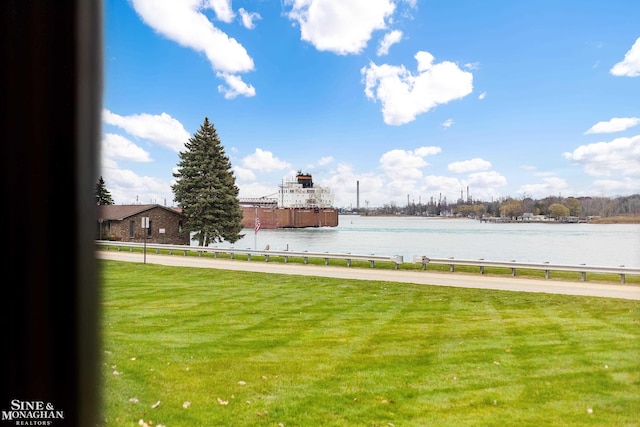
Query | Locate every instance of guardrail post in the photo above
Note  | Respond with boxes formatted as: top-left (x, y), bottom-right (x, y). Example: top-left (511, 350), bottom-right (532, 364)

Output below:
top-left (183, 250), bottom-right (187, 256)
top-left (370, 260), bottom-right (375, 268)
top-left (265, 255), bottom-right (270, 262)
top-left (347, 259), bottom-right (351, 267)
top-left (304, 256), bottom-right (308, 264)
top-left (198, 251), bottom-right (203, 256)
top-left (480, 266), bottom-right (484, 274)
top-left (511, 260), bottom-right (516, 276)
top-left (284, 256), bottom-right (289, 263)
top-left (543, 262), bottom-right (550, 279)
top-left (247, 253), bottom-right (251, 261)
top-left (581, 271), bottom-right (587, 281)
top-left (620, 273), bottom-right (626, 284)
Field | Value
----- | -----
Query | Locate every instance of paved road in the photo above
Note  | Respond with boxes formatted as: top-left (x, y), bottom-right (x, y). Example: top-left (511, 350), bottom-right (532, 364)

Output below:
top-left (97, 250), bottom-right (640, 301)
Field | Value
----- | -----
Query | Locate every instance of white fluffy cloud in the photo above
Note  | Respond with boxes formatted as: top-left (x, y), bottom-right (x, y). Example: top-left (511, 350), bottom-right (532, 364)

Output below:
top-left (102, 133), bottom-right (152, 162)
top-left (323, 163), bottom-right (385, 207)
top-left (377, 30), bottom-right (403, 56)
top-left (563, 135), bottom-right (640, 176)
top-left (237, 181), bottom-right (282, 200)
top-left (242, 148), bottom-right (292, 172)
top-left (423, 175), bottom-right (464, 197)
top-left (207, 0), bottom-right (234, 22)
top-left (380, 146), bottom-right (441, 180)
top-left (467, 171), bottom-right (506, 188)
top-left (100, 109), bottom-right (190, 205)
top-left (217, 72), bottom-right (256, 99)
top-left (318, 156), bottom-right (334, 166)
top-left (362, 51), bottom-right (474, 125)
top-left (238, 8), bottom-right (261, 29)
top-left (610, 37), bottom-right (640, 77)
top-left (102, 109), bottom-right (190, 152)
top-left (448, 158), bottom-right (492, 173)
top-left (131, 0), bottom-right (255, 97)
top-left (285, 0), bottom-right (396, 55)
top-left (584, 117), bottom-right (640, 134)
top-left (517, 177), bottom-right (570, 199)
top-left (102, 163), bottom-right (174, 205)
top-left (414, 146), bottom-right (442, 157)
top-left (233, 165), bottom-right (257, 181)
top-left (593, 177), bottom-right (640, 194)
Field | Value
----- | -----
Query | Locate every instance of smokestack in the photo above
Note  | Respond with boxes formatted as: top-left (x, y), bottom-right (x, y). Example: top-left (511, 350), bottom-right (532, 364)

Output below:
top-left (356, 180), bottom-right (360, 209)
top-left (467, 186), bottom-right (470, 202)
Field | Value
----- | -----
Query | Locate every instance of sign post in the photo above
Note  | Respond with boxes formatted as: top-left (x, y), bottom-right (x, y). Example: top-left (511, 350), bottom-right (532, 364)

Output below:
top-left (254, 208), bottom-right (260, 250)
top-left (141, 217), bottom-right (149, 264)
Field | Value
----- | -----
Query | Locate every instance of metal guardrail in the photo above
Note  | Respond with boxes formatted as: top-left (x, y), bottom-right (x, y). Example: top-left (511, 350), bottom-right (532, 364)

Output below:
top-left (95, 241), bottom-right (404, 269)
top-left (413, 256), bottom-right (640, 284)
top-left (94, 241), bottom-right (639, 282)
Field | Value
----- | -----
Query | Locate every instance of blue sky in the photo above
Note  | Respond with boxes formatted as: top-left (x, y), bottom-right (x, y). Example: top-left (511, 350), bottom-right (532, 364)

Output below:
top-left (102, 0), bottom-right (640, 208)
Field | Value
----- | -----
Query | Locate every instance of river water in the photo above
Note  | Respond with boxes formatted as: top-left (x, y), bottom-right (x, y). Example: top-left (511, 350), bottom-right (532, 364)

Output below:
top-left (220, 215), bottom-right (639, 268)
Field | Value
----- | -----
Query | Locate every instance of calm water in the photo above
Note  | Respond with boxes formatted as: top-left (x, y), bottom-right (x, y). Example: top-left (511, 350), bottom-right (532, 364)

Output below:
top-left (218, 215), bottom-right (639, 268)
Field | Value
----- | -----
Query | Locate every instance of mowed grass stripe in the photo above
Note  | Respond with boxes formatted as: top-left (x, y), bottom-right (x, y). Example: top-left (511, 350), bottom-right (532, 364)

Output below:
top-left (101, 260), bottom-right (640, 427)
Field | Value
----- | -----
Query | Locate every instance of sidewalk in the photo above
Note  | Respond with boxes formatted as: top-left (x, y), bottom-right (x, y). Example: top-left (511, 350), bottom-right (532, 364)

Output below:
top-left (97, 250), bottom-right (640, 301)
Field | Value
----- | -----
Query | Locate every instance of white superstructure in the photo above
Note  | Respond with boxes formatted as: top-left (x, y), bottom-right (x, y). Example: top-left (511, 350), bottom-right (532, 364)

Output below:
top-left (278, 173), bottom-right (334, 208)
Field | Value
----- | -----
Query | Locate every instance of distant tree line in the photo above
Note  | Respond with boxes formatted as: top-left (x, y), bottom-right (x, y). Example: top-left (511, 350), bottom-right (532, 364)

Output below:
top-left (354, 194), bottom-right (640, 219)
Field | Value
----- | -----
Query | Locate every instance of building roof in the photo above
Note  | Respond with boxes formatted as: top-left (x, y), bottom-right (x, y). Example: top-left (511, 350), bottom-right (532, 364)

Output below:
top-left (97, 204), bottom-right (183, 221)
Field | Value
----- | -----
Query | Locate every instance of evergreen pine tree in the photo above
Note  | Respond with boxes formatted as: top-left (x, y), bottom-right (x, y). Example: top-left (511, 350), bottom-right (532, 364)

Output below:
top-left (95, 175), bottom-right (114, 205)
top-left (172, 117), bottom-right (244, 245)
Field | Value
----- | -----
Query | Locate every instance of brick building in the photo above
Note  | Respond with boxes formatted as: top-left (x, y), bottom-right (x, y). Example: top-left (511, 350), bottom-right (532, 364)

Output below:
top-left (97, 204), bottom-right (190, 245)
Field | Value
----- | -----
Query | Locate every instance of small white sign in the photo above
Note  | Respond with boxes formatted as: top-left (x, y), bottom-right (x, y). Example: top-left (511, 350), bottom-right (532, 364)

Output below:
top-left (141, 217), bottom-right (149, 228)
top-left (159, 228), bottom-right (165, 234)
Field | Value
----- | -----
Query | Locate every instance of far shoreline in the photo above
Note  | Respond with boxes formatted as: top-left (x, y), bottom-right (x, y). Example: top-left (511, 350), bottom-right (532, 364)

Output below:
top-left (587, 216), bottom-right (640, 224)
top-left (346, 214), bottom-right (640, 224)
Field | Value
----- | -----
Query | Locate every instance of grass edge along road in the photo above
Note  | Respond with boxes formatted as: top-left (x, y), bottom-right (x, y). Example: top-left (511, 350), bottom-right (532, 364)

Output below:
top-left (97, 250), bottom-right (640, 301)
top-left (102, 260), bottom-right (640, 427)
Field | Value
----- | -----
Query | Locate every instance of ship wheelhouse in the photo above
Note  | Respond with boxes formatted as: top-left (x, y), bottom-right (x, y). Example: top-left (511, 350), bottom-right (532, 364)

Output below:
top-left (278, 172), bottom-right (334, 209)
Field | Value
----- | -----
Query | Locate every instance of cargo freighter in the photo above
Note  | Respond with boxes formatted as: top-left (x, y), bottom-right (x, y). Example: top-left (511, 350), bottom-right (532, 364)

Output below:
top-left (239, 172), bottom-right (338, 229)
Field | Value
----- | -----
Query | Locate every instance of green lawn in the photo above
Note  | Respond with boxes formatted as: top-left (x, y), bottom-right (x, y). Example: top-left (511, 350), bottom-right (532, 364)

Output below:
top-left (101, 260), bottom-right (640, 426)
